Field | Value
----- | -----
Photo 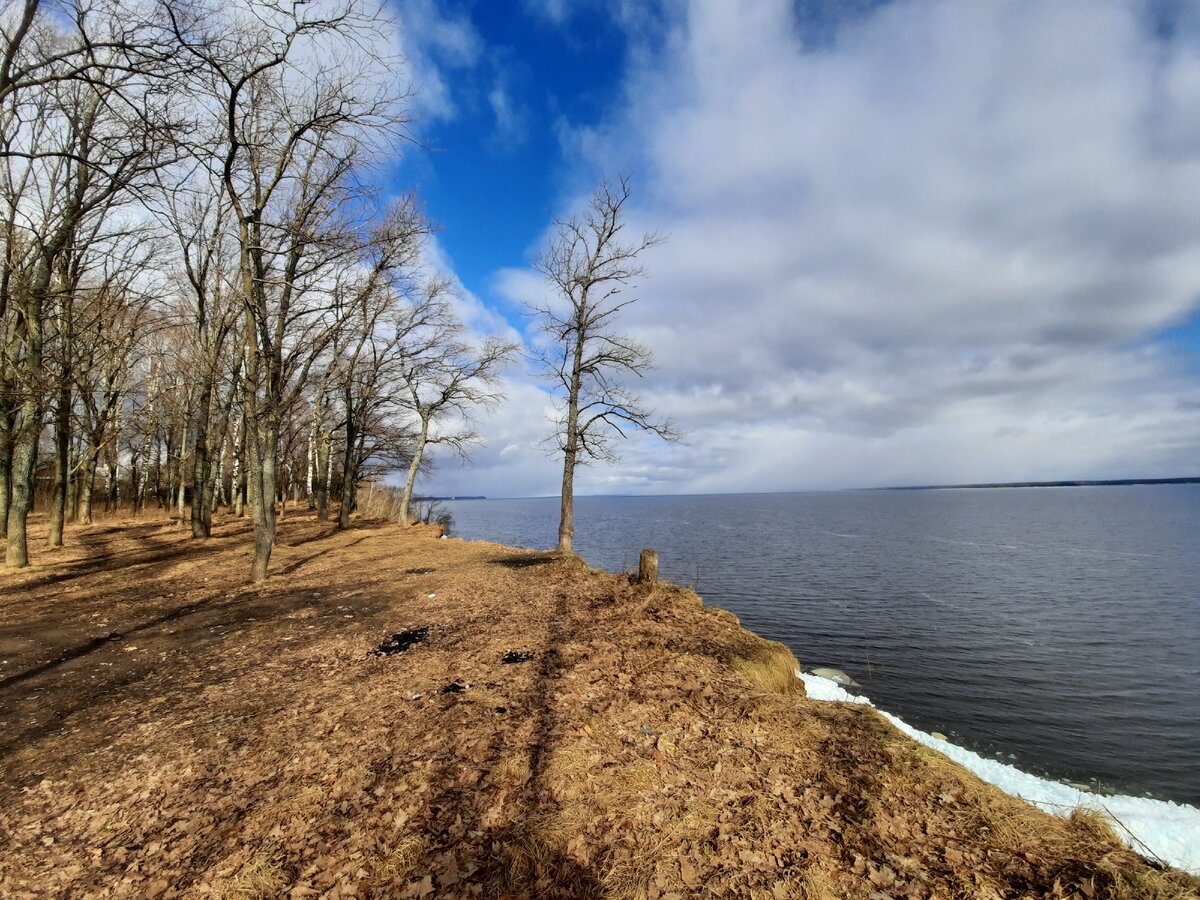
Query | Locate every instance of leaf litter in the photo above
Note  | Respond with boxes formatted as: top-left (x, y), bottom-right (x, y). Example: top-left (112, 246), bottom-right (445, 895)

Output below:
top-left (0, 513), bottom-right (1194, 899)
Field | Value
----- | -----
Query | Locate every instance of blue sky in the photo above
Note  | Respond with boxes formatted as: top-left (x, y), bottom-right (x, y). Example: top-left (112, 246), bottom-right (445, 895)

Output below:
top-left (395, 1), bottom-right (632, 314)
top-left (385, 0), bottom-right (1200, 498)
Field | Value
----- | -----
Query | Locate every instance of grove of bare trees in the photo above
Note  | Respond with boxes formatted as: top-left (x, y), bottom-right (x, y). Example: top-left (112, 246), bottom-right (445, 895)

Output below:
top-left (0, 0), bottom-right (514, 580)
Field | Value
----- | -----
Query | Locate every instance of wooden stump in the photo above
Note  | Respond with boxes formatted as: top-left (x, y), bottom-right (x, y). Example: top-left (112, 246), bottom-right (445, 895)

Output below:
top-left (638, 548), bottom-right (659, 585)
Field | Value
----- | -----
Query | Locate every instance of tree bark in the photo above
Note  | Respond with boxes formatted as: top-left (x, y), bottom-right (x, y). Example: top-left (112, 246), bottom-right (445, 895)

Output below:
top-left (0, 401), bottom-right (13, 538)
top-left (6, 253), bottom-right (50, 566)
top-left (337, 388), bottom-right (356, 530)
top-left (79, 438), bottom-right (99, 525)
top-left (314, 429), bottom-right (329, 522)
top-left (47, 379), bottom-right (70, 547)
top-left (48, 287), bottom-right (74, 547)
top-left (232, 403), bottom-right (245, 517)
top-left (398, 418), bottom-right (429, 528)
top-left (558, 446), bottom-right (576, 554)
top-left (191, 376), bottom-right (214, 537)
top-left (557, 332), bottom-right (585, 554)
top-left (5, 416), bottom-right (38, 567)
top-left (249, 415), bottom-right (278, 582)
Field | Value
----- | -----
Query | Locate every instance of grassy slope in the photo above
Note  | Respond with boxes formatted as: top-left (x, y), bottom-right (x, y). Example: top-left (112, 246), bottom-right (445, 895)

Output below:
top-left (0, 513), bottom-right (1194, 899)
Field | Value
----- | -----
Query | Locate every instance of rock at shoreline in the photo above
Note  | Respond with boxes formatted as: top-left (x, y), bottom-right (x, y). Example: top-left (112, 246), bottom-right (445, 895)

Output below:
top-left (810, 666), bottom-right (862, 689)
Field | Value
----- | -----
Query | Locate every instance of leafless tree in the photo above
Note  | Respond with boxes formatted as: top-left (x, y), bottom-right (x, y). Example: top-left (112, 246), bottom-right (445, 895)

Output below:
top-left (71, 281), bottom-right (150, 523)
top-left (0, 0), bottom-right (176, 111)
top-left (320, 197), bottom-right (429, 528)
top-left (530, 176), bottom-right (678, 554)
top-left (169, 0), bottom-right (409, 580)
top-left (150, 164), bottom-right (240, 537)
top-left (1, 11), bottom-right (180, 564)
top-left (396, 284), bottom-right (515, 528)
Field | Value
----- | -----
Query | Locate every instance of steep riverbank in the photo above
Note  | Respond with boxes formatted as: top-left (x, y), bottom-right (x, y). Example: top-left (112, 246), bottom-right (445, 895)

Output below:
top-left (0, 514), bottom-right (1194, 897)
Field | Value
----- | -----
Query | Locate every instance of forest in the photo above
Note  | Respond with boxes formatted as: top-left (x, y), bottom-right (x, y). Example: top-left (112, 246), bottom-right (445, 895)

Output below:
top-left (0, 0), bottom-right (517, 580)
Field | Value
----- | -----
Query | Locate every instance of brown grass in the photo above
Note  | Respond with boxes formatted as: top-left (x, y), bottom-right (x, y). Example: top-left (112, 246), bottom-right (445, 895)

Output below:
top-left (0, 511), bottom-right (1195, 899)
top-left (731, 635), bottom-right (806, 697)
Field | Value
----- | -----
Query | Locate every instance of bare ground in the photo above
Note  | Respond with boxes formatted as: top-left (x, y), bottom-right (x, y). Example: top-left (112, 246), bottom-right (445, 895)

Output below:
top-left (0, 511), bottom-right (1195, 899)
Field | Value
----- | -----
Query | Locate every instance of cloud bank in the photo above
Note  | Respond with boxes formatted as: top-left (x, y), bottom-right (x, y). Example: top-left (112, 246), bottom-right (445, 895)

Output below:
top-left (430, 0), bottom-right (1200, 497)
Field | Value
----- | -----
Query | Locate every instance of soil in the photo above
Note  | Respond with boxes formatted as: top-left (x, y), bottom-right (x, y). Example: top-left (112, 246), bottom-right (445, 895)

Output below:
top-left (0, 511), bottom-right (1195, 899)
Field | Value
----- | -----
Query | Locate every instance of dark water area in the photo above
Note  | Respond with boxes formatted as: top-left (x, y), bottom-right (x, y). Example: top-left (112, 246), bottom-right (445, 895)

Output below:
top-left (444, 487), bottom-right (1200, 806)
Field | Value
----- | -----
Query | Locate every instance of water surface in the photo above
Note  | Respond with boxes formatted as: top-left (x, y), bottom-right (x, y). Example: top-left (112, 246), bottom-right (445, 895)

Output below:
top-left (445, 487), bottom-right (1200, 805)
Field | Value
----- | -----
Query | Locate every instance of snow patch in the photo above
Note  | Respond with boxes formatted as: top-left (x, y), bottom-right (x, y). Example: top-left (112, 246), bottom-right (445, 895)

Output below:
top-left (798, 672), bottom-right (1200, 875)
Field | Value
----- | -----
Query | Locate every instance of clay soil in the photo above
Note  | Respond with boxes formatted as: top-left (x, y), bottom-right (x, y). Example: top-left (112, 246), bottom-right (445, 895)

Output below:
top-left (0, 512), bottom-right (1195, 899)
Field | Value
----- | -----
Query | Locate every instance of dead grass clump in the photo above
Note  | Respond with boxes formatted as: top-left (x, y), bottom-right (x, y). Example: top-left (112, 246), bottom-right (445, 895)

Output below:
top-left (366, 834), bottom-right (425, 882)
top-left (204, 854), bottom-right (288, 899)
top-left (731, 637), bottom-right (805, 697)
top-left (647, 582), bottom-right (703, 609)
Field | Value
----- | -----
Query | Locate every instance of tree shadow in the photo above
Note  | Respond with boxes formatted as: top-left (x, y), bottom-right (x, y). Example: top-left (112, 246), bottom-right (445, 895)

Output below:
top-left (489, 553), bottom-right (563, 570)
top-left (404, 588), bottom-right (607, 897)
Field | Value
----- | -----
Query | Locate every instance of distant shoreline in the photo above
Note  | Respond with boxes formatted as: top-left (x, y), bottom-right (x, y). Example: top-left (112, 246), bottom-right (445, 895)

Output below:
top-left (873, 477), bottom-right (1200, 491)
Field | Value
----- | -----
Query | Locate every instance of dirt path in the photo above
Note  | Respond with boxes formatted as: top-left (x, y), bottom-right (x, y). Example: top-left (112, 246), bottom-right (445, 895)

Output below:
top-left (0, 513), bottom-right (1193, 898)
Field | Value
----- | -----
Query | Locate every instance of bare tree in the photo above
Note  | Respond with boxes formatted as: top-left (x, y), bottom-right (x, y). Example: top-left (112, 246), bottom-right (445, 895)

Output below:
top-left (150, 165), bottom-right (240, 537)
top-left (1, 14), bottom-right (179, 565)
top-left (530, 176), bottom-right (678, 554)
top-left (170, 0), bottom-right (408, 580)
top-left (395, 284), bottom-right (515, 528)
top-left (320, 197), bottom-right (429, 528)
top-left (72, 281), bottom-right (149, 523)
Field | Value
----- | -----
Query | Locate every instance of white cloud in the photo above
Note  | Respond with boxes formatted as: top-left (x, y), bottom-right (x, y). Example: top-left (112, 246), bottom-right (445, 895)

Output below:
top-left (428, 0), bottom-right (1200, 497)
top-left (390, 0), bottom-right (482, 123)
top-left (486, 73), bottom-right (528, 148)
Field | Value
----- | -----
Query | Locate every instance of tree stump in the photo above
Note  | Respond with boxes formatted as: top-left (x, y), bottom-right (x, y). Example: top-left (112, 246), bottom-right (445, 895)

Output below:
top-left (638, 548), bottom-right (659, 585)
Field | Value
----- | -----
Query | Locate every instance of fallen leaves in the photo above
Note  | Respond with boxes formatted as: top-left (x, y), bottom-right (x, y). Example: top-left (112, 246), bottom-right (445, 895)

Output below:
top-left (0, 516), bottom-right (1192, 899)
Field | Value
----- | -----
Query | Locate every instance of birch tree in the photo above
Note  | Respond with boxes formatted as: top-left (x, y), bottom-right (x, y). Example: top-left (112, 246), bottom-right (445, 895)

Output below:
top-left (530, 176), bottom-right (677, 554)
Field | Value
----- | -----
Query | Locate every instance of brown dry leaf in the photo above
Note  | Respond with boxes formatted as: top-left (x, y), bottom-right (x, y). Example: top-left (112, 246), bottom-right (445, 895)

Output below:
top-left (679, 854), bottom-right (700, 888)
top-left (0, 515), bottom-right (1194, 900)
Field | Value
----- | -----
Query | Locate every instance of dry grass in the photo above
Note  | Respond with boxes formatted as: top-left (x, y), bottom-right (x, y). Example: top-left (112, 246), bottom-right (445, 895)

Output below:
top-left (1, 512), bottom-right (1195, 899)
top-left (366, 834), bottom-right (426, 882)
top-left (731, 635), bottom-right (806, 697)
top-left (204, 855), bottom-right (288, 899)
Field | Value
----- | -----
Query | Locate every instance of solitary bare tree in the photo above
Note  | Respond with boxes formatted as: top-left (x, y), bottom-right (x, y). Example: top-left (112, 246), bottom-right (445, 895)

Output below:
top-left (530, 176), bottom-right (677, 554)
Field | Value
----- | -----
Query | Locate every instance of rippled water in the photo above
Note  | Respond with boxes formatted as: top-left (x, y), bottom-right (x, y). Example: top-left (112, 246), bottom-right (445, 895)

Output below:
top-left (444, 487), bottom-right (1200, 805)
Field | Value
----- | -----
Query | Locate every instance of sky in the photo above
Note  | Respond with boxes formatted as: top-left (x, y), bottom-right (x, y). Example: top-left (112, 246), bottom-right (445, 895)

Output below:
top-left (386, 0), bottom-right (1200, 498)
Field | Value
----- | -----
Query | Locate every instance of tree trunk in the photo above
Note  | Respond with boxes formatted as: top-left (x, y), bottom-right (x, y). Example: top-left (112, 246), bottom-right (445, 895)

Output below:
top-left (67, 433), bottom-right (80, 522)
top-left (176, 464), bottom-right (186, 524)
top-left (79, 438), bottom-right (99, 525)
top-left (48, 389), bottom-right (69, 546)
top-left (191, 376), bottom-right (214, 537)
top-left (6, 415), bottom-right (39, 567)
top-left (398, 419), bottom-right (429, 528)
top-left (48, 291), bottom-right (73, 546)
top-left (107, 458), bottom-right (119, 511)
top-left (558, 446), bottom-right (576, 554)
top-left (0, 401), bottom-right (13, 538)
top-left (558, 336), bottom-right (585, 554)
top-left (231, 401), bottom-right (246, 518)
top-left (316, 427), bottom-right (331, 522)
top-left (249, 415), bottom-right (278, 582)
top-left (337, 398), bottom-right (356, 530)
